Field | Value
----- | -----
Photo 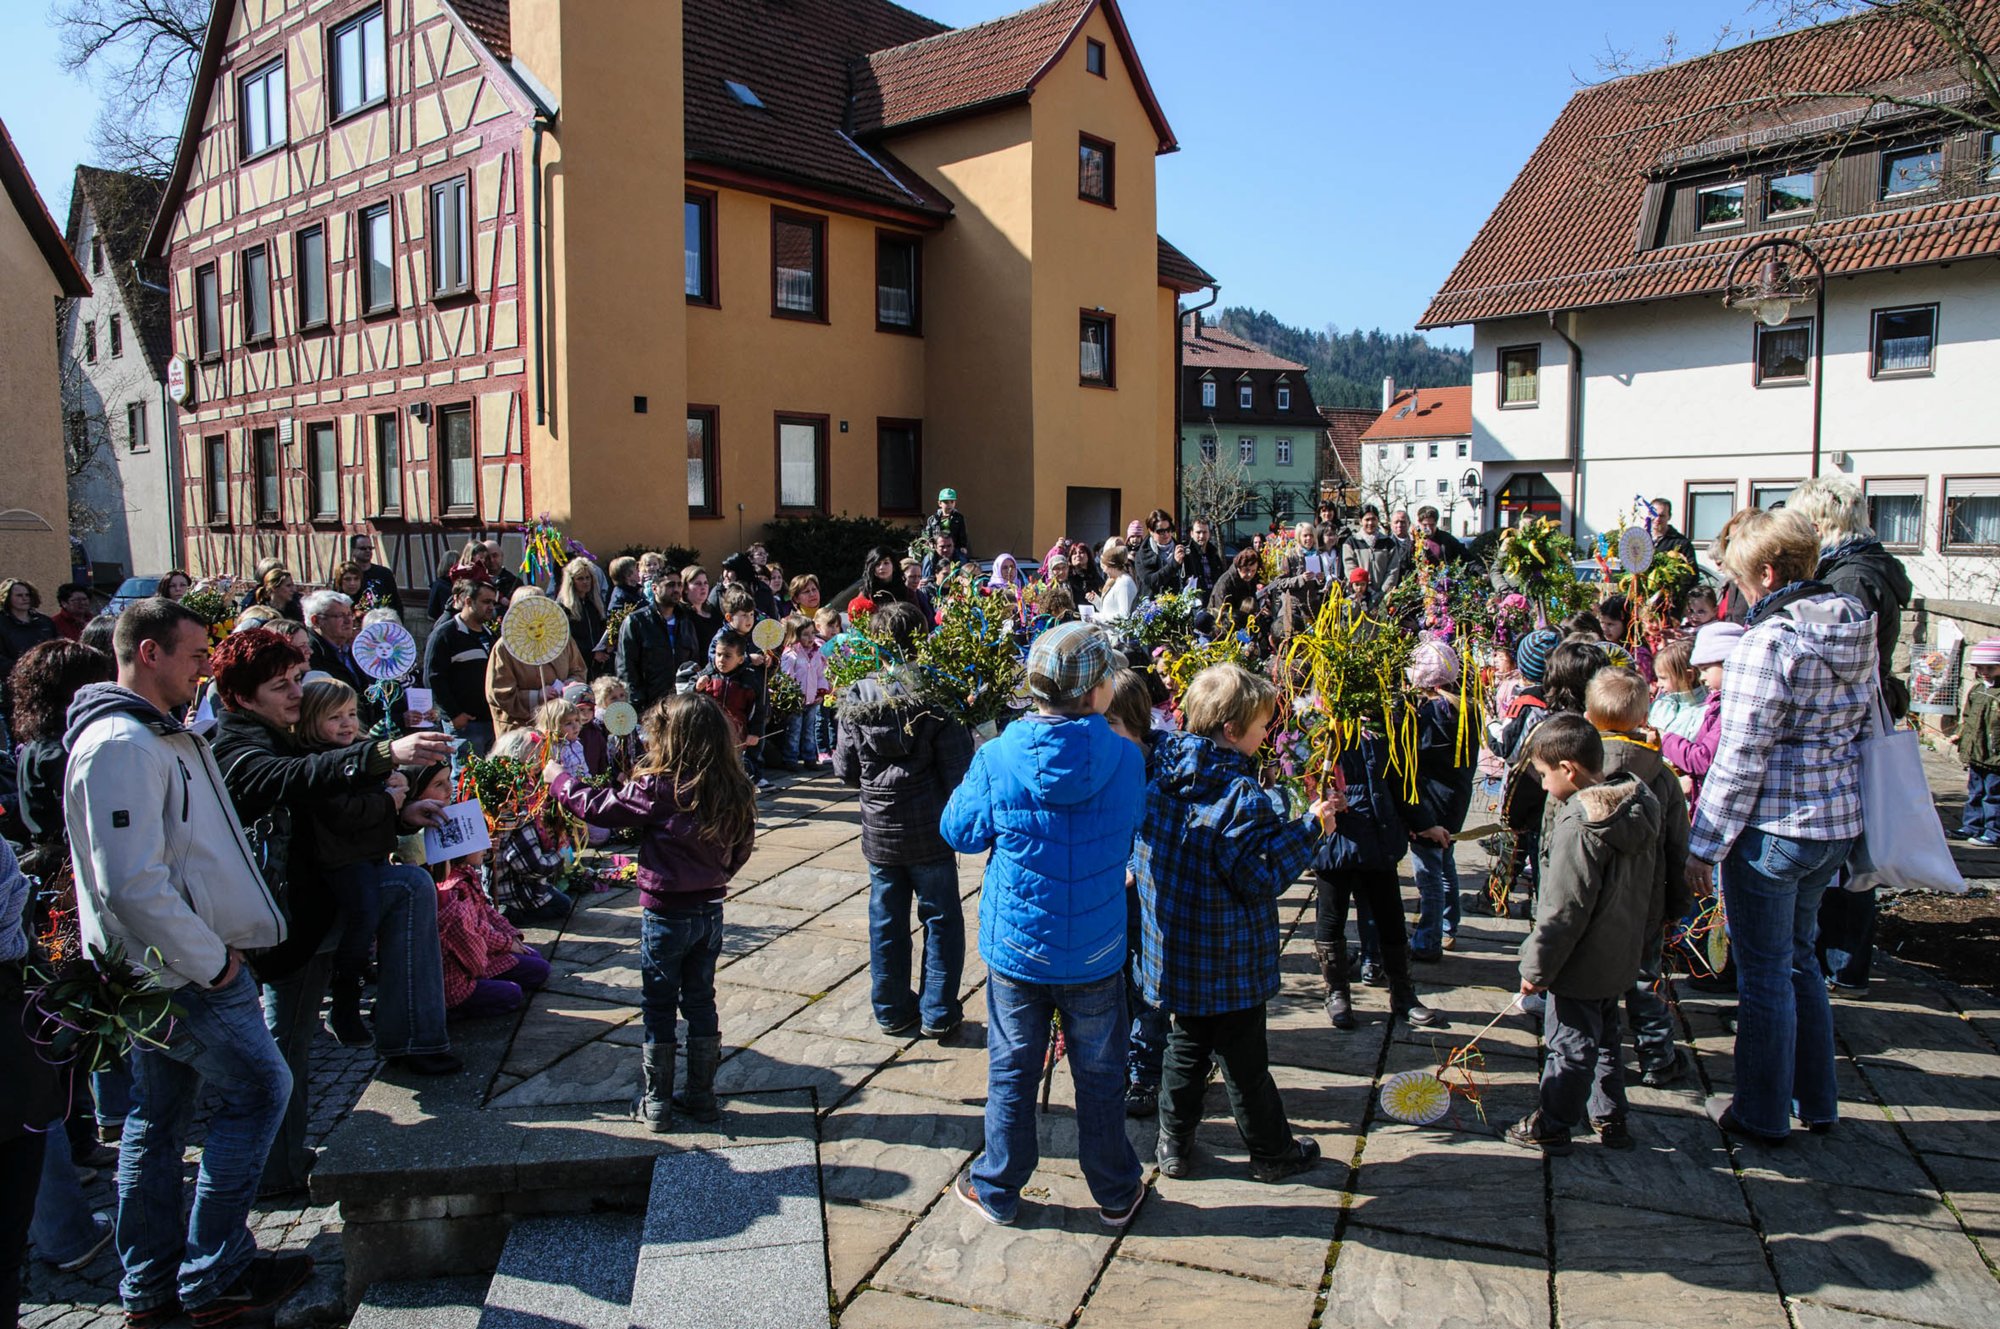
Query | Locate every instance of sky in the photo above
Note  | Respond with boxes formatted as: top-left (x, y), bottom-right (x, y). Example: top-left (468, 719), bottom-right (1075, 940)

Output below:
top-left (3, 0), bottom-right (1768, 349)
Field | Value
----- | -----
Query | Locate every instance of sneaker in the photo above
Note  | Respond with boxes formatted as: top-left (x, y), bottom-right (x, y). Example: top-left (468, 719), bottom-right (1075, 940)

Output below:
top-left (187, 1251), bottom-right (314, 1327)
top-left (877, 1015), bottom-right (920, 1038)
top-left (1591, 1117), bottom-right (1635, 1150)
top-left (1976, 834), bottom-right (2000, 848)
top-left (53, 1214), bottom-right (114, 1272)
top-left (1360, 960), bottom-right (1387, 988)
top-left (1946, 825), bottom-right (1975, 841)
top-left (385, 1051), bottom-right (464, 1076)
top-left (920, 1014), bottom-right (964, 1040)
top-left (124, 1299), bottom-right (182, 1329)
top-left (1098, 1187), bottom-right (1144, 1228)
top-left (1157, 1134), bottom-right (1193, 1180)
top-left (1440, 934), bottom-right (1457, 951)
top-left (1249, 1136), bottom-right (1321, 1183)
top-left (1124, 1082), bottom-right (1158, 1118)
top-left (1504, 1112), bottom-right (1573, 1156)
top-left (816, 753), bottom-right (834, 765)
top-left (951, 1169), bottom-right (1014, 1227)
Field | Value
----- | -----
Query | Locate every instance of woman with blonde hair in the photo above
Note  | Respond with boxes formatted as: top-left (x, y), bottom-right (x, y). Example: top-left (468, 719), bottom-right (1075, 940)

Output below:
top-left (1094, 543), bottom-right (1139, 619)
top-left (556, 558), bottom-right (609, 675)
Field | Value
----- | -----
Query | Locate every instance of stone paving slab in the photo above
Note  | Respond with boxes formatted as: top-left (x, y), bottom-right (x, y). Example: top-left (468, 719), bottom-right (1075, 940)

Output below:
top-left (1119, 1171), bottom-right (1342, 1288)
top-left (718, 930), bottom-right (869, 996)
top-left (819, 1087), bottom-right (984, 1212)
top-left (825, 1203), bottom-right (915, 1303)
top-left (1074, 1256), bottom-right (1319, 1326)
top-left (1553, 1199), bottom-right (1788, 1329)
top-left (1323, 1225), bottom-right (1548, 1329)
top-left (480, 1212), bottom-right (642, 1329)
top-left (838, 1290), bottom-right (1033, 1328)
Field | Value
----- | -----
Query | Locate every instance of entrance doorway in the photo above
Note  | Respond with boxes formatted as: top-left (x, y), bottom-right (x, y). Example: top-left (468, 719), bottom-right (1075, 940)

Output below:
top-left (1494, 472), bottom-right (1562, 527)
top-left (1065, 486), bottom-right (1121, 549)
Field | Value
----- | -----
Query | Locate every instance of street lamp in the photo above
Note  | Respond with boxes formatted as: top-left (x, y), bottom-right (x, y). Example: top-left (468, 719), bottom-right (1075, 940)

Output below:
top-left (1724, 236), bottom-right (1827, 475)
top-left (1457, 470), bottom-right (1487, 529)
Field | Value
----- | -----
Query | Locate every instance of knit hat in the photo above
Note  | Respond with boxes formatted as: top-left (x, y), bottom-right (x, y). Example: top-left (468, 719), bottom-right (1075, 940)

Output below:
top-left (1690, 621), bottom-right (1747, 667)
top-left (1026, 622), bottom-right (1117, 705)
top-left (1516, 627), bottom-right (1561, 683)
top-left (1407, 638), bottom-right (1461, 691)
top-left (1969, 638), bottom-right (2000, 667)
top-left (563, 682), bottom-right (592, 704)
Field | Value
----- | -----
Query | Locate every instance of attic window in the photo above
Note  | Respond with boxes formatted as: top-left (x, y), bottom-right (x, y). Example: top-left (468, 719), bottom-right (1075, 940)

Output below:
top-left (1086, 39), bottom-right (1106, 77)
top-left (1882, 144), bottom-right (1942, 199)
top-left (725, 80), bottom-right (765, 109)
top-left (1766, 170), bottom-right (1815, 218)
top-left (1697, 182), bottom-right (1745, 229)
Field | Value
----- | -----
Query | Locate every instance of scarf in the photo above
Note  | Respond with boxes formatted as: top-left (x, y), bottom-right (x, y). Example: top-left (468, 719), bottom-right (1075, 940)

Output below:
top-left (1745, 579), bottom-right (1831, 627)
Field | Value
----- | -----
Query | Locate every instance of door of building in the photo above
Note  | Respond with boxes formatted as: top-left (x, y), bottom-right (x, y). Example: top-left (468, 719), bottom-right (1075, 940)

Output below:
top-left (1065, 486), bottom-right (1120, 549)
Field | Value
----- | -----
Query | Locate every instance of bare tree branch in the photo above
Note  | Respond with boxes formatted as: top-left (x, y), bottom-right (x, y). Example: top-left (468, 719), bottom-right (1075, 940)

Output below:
top-left (50, 0), bottom-right (207, 179)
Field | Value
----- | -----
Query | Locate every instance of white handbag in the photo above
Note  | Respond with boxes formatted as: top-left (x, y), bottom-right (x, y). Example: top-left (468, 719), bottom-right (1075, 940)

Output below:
top-left (1846, 683), bottom-right (1965, 894)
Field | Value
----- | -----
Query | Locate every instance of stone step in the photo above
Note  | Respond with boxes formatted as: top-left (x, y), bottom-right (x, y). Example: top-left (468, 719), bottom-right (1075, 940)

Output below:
top-left (348, 1275), bottom-right (491, 1329)
top-left (480, 1212), bottom-right (646, 1329)
top-left (629, 1140), bottom-right (831, 1329)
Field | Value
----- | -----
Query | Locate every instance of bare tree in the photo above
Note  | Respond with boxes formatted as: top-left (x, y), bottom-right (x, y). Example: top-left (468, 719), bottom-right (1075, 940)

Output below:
top-left (58, 299), bottom-right (113, 537)
top-left (1181, 441), bottom-right (1257, 538)
top-left (51, 0), bottom-right (207, 179)
top-left (1358, 448), bottom-right (1415, 517)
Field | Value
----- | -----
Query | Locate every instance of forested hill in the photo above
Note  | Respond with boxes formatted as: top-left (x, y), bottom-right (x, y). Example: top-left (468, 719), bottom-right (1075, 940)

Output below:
top-left (1214, 307), bottom-right (1471, 410)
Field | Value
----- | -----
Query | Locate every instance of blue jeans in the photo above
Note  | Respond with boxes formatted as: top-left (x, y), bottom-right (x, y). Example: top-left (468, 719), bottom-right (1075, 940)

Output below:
top-left (117, 967), bottom-right (291, 1313)
top-left (1721, 827), bottom-right (1856, 1139)
top-left (260, 951), bottom-right (332, 1194)
top-left (1816, 879), bottom-right (1875, 990)
top-left (92, 1057), bottom-right (134, 1135)
top-left (30, 1120), bottom-right (102, 1265)
top-left (780, 711), bottom-right (819, 766)
top-left (355, 862), bottom-right (451, 1057)
top-left (1409, 840), bottom-right (1462, 952)
top-left (814, 703), bottom-right (836, 758)
top-left (640, 904), bottom-right (724, 1047)
top-left (866, 860), bottom-right (964, 1031)
top-left (971, 970), bottom-right (1141, 1219)
top-left (1960, 767), bottom-right (2000, 838)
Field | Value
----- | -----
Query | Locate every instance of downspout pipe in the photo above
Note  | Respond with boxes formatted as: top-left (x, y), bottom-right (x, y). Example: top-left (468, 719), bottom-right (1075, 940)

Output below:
top-left (1548, 311), bottom-right (1584, 539)
top-left (1175, 284), bottom-right (1220, 528)
top-left (133, 262), bottom-right (185, 563)
top-left (531, 111), bottom-right (555, 427)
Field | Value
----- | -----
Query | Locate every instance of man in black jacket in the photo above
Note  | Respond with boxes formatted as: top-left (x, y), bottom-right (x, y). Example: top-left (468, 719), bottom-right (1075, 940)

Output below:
top-left (1648, 498), bottom-right (1698, 569)
top-left (922, 487), bottom-right (972, 560)
top-left (1183, 518), bottom-right (1227, 598)
top-left (347, 531), bottom-right (403, 615)
top-left (423, 579), bottom-right (498, 754)
top-left (1135, 509), bottom-right (1192, 599)
top-left (619, 570), bottom-right (699, 716)
top-left (1415, 506), bottom-right (1470, 564)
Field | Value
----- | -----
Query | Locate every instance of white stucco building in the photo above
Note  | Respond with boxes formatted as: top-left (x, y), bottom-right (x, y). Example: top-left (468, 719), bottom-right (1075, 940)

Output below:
top-left (1423, 6), bottom-right (2000, 598)
top-left (61, 166), bottom-right (178, 581)
top-left (1358, 382), bottom-right (1481, 537)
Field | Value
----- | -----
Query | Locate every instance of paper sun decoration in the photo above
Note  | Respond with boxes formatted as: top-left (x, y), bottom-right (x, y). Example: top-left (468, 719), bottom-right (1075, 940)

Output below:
top-left (352, 620), bottom-right (418, 681)
top-left (501, 596), bottom-right (572, 667)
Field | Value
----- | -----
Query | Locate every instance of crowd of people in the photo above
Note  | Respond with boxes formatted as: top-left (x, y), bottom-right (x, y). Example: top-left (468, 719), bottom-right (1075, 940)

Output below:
top-left (0, 471), bottom-right (1958, 1323)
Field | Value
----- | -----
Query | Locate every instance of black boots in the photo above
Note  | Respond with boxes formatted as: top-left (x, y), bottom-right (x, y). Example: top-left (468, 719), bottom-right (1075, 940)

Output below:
top-left (326, 974), bottom-right (372, 1048)
top-left (674, 1034), bottom-right (722, 1124)
top-left (1385, 949), bottom-right (1443, 1027)
top-left (640, 1042), bottom-right (674, 1132)
top-left (1315, 944), bottom-right (1355, 1030)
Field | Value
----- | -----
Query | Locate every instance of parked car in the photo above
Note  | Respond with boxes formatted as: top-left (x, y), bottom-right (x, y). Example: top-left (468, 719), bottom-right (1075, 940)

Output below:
top-left (106, 576), bottom-right (166, 615)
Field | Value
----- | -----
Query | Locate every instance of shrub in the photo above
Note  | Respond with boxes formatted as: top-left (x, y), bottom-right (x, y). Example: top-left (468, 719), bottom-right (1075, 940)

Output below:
top-left (610, 542), bottom-right (701, 570)
top-left (761, 514), bottom-right (918, 596)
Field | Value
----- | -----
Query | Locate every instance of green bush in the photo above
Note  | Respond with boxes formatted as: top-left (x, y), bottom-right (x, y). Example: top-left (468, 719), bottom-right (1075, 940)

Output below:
top-left (610, 542), bottom-right (702, 571)
top-left (761, 514), bottom-right (918, 597)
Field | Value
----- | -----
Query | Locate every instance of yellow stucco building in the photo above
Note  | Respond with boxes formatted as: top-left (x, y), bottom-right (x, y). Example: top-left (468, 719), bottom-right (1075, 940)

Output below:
top-left (0, 119), bottom-right (89, 595)
top-left (147, 0), bottom-right (1210, 583)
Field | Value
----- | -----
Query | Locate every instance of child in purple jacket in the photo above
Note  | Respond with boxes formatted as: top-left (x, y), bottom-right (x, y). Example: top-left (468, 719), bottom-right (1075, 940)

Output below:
top-left (1660, 622), bottom-right (1745, 804)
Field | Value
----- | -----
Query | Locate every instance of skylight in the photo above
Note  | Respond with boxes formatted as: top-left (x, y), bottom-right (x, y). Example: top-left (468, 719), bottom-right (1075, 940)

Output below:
top-left (725, 80), bottom-right (765, 109)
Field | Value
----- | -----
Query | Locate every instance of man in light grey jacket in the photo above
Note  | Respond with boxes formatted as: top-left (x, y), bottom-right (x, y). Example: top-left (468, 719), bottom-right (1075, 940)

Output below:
top-left (66, 597), bottom-right (311, 1327)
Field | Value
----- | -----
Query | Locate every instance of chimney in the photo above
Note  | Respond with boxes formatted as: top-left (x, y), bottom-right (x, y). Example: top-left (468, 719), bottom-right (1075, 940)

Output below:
top-left (1381, 375), bottom-right (1395, 411)
top-left (1192, 310), bottom-right (1204, 337)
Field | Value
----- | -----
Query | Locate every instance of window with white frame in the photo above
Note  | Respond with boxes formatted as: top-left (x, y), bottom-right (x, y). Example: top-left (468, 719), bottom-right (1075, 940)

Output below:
top-left (777, 415), bottom-right (826, 513)
top-left (1377, 444), bottom-right (1389, 462)
top-left (126, 402), bottom-right (148, 452)
top-left (1864, 480), bottom-right (1924, 550)
top-left (1276, 437), bottom-right (1293, 466)
top-left (308, 422), bottom-right (338, 521)
top-left (1277, 385), bottom-right (1291, 411)
top-left (241, 245), bottom-right (272, 342)
top-left (1457, 439), bottom-right (1469, 457)
top-left (1403, 443), bottom-right (1415, 460)
top-left (1199, 435), bottom-right (1216, 462)
top-left (1200, 379), bottom-right (1215, 408)
top-left (360, 203), bottom-right (395, 313)
top-left (1697, 181), bottom-right (1746, 229)
top-left (240, 60), bottom-right (287, 157)
top-left (1499, 345), bottom-right (1539, 407)
top-left (1945, 478), bottom-right (2000, 550)
top-left (1239, 437), bottom-right (1256, 465)
top-left (1752, 483), bottom-right (1797, 511)
top-left (206, 435), bottom-right (229, 523)
top-left (1413, 479), bottom-right (1427, 497)
top-left (330, 6), bottom-right (387, 119)
top-left (1428, 441), bottom-right (1440, 458)
top-left (1686, 484), bottom-right (1737, 543)
top-left (1237, 382), bottom-right (1253, 410)
top-left (1766, 170), bottom-right (1815, 218)
top-left (1881, 144), bottom-right (1942, 199)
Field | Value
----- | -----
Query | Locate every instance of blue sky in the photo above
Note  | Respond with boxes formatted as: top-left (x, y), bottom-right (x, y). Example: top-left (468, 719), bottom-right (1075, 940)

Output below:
top-left (5, 0), bottom-right (1763, 348)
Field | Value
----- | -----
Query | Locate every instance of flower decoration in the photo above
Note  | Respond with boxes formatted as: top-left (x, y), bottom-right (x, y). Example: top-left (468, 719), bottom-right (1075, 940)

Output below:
top-left (767, 668), bottom-right (804, 720)
top-left (179, 586), bottom-right (237, 646)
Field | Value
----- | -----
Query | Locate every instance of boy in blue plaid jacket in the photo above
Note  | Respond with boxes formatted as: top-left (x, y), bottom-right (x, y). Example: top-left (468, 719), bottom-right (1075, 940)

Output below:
top-left (1133, 664), bottom-right (1331, 1184)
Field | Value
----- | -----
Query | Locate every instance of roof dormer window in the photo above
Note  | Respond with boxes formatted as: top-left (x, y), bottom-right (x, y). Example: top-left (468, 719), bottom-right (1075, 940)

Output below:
top-left (1766, 170), bottom-right (1815, 219)
top-left (726, 80), bottom-right (765, 109)
top-left (1881, 143), bottom-right (1942, 199)
top-left (1697, 181), bottom-right (1745, 229)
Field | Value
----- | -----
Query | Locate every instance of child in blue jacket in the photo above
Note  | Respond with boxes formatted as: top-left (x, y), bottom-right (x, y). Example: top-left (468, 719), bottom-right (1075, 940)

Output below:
top-left (1132, 664), bottom-right (1330, 1184)
top-left (942, 623), bottom-right (1145, 1230)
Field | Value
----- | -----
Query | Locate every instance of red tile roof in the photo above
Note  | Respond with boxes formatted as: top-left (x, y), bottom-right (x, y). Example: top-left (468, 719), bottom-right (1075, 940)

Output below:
top-left (1360, 387), bottom-right (1472, 443)
top-left (1158, 236), bottom-right (1215, 293)
top-left (1421, 2), bottom-right (2000, 327)
top-left (451, 0), bottom-right (512, 60)
top-left (1181, 323), bottom-right (1304, 373)
top-left (0, 118), bottom-right (88, 299)
top-left (853, 0), bottom-right (1176, 150)
top-left (1318, 407), bottom-right (1374, 486)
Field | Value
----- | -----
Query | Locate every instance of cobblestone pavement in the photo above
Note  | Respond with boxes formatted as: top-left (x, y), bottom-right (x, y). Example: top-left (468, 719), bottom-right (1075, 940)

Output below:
top-left (21, 765), bottom-right (2000, 1327)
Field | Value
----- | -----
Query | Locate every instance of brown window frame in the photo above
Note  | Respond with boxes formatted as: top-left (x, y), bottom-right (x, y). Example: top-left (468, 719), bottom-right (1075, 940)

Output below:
top-left (126, 402), bottom-right (149, 453)
top-left (1079, 134), bottom-right (1116, 207)
top-left (241, 244), bottom-right (274, 345)
top-left (687, 405), bottom-right (721, 518)
top-left (372, 412), bottom-right (402, 516)
top-left (1870, 303), bottom-right (1938, 379)
top-left (1752, 318), bottom-right (1813, 387)
top-left (205, 435), bottom-right (230, 526)
top-left (1862, 475), bottom-right (1926, 554)
top-left (1085, 37), bottom-right (1106, 77)
top-left (429, 173), bottom-right (473, 301)
top-left (685, 189), bottom-right (719, 307)
top-left (109, 313), bottom-right (123, 358)
top-left (296, 224), bottom-right (329, 331)
top-left (238, 57), bottom-right (288, 162)
top-left (359, 201), bottom-right (397, 316)
top-left (770, 208), bottom-right (828, 323)
top-left (326, 3), bottom-right (389, 124)
top-left (307, 421), bottom-right (340, 523)
top-left (436, 403), bottom-right (478, 518)
top-left (1498, 344), bottom-right (1540, 409)
top-left (876, 418), bottom-right (923, 518)
top-left (875, 230), bottom-right (922, 336)
top-left (1941, 474), bottom-right (2000, 553)
top-left (1682, 480), bottom-right (1739, 547)
top-left (773, 412), bottom-right (830, 516)
top-left (1080, 310), bottom-right (1116, 388)
top-left (252, 427), bottom-right (282, 524)
top-left (195, 262), bottom-right (221, 361)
